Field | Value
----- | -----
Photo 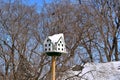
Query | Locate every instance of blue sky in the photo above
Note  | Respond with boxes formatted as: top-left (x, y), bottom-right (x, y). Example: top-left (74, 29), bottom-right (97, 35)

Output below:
top-left (3, 0), bottom-right (53, 7)
top-left (22, 0), bottom-right (53, 6)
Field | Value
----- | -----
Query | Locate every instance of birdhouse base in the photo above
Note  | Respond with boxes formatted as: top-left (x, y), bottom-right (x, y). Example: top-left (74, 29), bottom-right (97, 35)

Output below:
top-left (46, 52), bottom-right (62, 56)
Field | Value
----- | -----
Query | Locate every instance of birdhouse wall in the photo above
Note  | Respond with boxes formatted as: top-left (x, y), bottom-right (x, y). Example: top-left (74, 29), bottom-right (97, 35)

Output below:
top-left (56, 38), bottom-right (65, 52)
top-left (44, 39), bottom-right (53, 52)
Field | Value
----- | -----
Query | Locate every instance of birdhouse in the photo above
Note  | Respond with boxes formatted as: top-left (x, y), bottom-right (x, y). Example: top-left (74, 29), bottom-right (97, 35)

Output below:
top-left (44, 33), bottom-right (67, 56)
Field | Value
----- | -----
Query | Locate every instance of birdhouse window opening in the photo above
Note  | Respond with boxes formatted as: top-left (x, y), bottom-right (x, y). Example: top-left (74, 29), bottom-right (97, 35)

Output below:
top-left (49, 44), bottom-right (51, 46)
top-left (60, 41), bottom-right (62, 43)
top-left (45, 48), bottom-right (47, 51)
top-left (45, 44), bottom-right (47, 47)
top-left (58, 44), bottom-right (60, 46)
top-left (49, 48), bottom-right (51, 51)
top-left (58, 48), bottom-right (60, 50)
top-left (62, 44), bottom-right (63, 46)
top-left (62, 48), bottom-right (63, 51)
top-left (47, 39), bottom-right (50, 42)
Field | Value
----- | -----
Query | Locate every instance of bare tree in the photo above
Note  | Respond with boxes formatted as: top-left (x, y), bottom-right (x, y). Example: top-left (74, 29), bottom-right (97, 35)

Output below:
top-left (0, 0), bottom-right (120, 80)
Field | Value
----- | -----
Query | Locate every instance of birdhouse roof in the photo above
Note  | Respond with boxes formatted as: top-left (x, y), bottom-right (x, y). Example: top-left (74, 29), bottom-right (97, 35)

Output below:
top-left (48, 33), bottom-right (64, 44)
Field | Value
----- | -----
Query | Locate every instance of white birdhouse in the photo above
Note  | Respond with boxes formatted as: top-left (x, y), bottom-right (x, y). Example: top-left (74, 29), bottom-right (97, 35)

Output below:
top-left (44, 33), bottom-right (67, 56)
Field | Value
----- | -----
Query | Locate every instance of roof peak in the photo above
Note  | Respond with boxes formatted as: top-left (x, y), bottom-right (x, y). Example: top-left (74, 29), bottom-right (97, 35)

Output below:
top-left (48, 33), bottom-right (64, 44)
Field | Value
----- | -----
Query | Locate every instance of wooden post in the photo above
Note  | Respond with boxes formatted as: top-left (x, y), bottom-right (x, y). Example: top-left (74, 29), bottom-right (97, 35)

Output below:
top-left (51, 56), bottom-right (56, 80)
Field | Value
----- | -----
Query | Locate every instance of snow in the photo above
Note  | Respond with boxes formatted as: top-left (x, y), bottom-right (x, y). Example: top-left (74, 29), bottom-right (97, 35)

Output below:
top-left (48, 33), bottom-right (64, 44)
top-left (80, 62), bottom-right (120, 80)
top-left (60, 61), bottom-right (120, 80)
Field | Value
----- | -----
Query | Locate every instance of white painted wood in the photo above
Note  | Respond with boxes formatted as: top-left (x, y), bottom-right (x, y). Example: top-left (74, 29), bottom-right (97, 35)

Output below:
top-left (44, 33), bottom-right (67, 53)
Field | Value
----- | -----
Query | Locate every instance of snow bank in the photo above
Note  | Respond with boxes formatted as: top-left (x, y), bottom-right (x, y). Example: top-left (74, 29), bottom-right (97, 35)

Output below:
top-left (60, 61), bottom-right (120, 80)
top-left (81, 61), bottom-right (120, 80)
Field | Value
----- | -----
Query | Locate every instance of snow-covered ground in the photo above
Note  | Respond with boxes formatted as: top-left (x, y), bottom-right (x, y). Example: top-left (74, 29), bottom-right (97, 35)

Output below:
top-left (59, 61), bottom-right (120, 80)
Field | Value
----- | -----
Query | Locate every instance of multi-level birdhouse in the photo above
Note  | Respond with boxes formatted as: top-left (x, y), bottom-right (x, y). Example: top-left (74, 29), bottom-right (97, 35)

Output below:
top-left (44, 33), bottom-right (67, 56)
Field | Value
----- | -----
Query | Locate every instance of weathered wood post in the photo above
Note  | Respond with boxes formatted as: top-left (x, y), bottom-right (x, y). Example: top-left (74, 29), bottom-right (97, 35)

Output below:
top-left (52, 56), bottom-right (56, 80)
